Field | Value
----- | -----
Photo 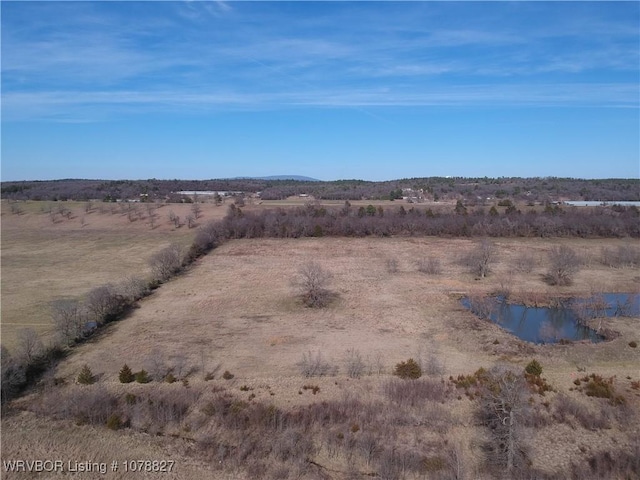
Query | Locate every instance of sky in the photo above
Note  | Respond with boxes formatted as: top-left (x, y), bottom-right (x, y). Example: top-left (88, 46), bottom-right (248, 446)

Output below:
top-left (1, 1), bottom-right (639, 182)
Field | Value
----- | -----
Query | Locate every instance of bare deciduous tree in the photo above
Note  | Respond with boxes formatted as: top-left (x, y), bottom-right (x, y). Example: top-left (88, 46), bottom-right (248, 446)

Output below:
top-left (466, 294), bottom-right (496, 320)
top-left (546, 245), bottom-right (581, 286)
top-left (292, 261), bottom-right (333, 308)
top-left (168, 211), bottom-right (180, 228)
top-left (86, 284), bottom-right (126, 324)
top-left (462, 239), bottom-right (496, 278)
top-left (480, 366), bottom-right (529, 474)
top-left (51, 299), bottom-right (84, 345)
top-left (186, 214), bottom-right (196, 228)
top-left (16, 328), bottom-right (43, 363)
top-left (149, 244), bottom-right (184, 282)
top-left (191, 202), bottom-right (202, 219)
top-left (144, 348), bottom-right (168, 381)
top-left (117, 276), bottom-right (149, 302)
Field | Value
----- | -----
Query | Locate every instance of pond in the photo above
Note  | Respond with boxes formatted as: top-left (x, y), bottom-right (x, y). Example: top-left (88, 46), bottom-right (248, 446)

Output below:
top-left (461, 293), bottom-right (639, 345)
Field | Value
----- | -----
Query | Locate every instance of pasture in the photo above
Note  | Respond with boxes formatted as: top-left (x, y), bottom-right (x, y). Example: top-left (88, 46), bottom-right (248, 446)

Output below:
top-left (0, 201), bottom-right (227, 349)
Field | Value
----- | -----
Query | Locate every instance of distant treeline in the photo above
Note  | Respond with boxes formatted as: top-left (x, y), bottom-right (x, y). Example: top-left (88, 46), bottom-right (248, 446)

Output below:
top-left (1, 177), bottom-right (639, 203)
top-left (189, 203), bottom-right (639, 252)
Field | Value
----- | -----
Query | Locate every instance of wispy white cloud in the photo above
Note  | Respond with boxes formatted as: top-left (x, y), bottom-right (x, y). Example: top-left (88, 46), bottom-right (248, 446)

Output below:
top-left (2, 1), bottom-right (638, 123)
top-left (3, 82), bottom-right (637, 123)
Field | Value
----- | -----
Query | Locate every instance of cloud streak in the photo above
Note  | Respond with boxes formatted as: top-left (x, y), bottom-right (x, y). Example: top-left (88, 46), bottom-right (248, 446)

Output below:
top-left (2, 1), bottom-right (638, 122)
top-left (4, 82), bottom-right (637, 123)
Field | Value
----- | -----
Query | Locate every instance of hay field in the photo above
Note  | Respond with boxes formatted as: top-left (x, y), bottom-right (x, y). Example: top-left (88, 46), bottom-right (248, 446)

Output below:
top-left (0, 201), bottom-right (228, 350)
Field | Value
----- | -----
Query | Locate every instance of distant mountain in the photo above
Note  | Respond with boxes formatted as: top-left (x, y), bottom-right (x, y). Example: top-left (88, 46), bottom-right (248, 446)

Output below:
top-left (233, 175), bottom-right (320, 182)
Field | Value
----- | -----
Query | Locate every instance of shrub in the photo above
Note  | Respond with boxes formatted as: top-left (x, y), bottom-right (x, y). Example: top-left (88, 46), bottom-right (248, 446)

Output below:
top-left (106, 414), bottom-right (122, 430)
top-left (417, 257), bottom-right (442, 275)
top-left (125, 393), bottom-right (137, 405)
top-left (514, 252), bottom-right (536, 273)
top-left (525, 359), bottom-right (543, 377)
top-left (222, 370), bottom-right (234, 380)
top-left (118, 364), bottom-right (134, 383)
top-left (525, 373), bottom-right (553, 396)
top-left (393, 358), bottom-right (422, 379)
top-left (629, 341), bottom-right (637, 348)
top-left (580, 374), bottom-right (612, 398)
top-left (135, 370), bottom-right (151, 384)
top-left (302, 384), bottom-right (320, 395)
top-left (576, 373), bottom-right (626, 405)
top-left (77, 365), bottom-right (95, 385)
top-left (386, 258), bottom-right (399, 273)
top-left (164, 373), bottom-right (177, 384)
top-left (344, 348), bottom-right (365, 379)
top-left (383, 378), bottom-right (447, 405)
top-left (297, 351), bottom-right (333, 377)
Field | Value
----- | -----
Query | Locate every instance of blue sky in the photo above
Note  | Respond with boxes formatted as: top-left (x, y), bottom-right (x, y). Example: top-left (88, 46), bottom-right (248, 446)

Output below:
top-left (1, 1), bottom-right (639, 182)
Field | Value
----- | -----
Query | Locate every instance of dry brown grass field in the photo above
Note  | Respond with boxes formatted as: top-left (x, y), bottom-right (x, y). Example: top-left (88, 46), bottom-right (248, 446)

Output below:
top-left (0, 200), bottom-right (228, 350)
top-left (1, 200), bottom-right (639, 479)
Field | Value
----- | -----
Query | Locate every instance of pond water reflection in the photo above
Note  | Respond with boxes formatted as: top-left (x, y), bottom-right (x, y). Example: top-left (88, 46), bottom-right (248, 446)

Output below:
top-left (461, 293), bottom-right (638, 344)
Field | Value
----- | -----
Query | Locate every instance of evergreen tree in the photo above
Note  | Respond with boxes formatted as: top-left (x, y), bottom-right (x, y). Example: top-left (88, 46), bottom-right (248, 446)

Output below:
top-left (77, 364), bottom-right (95, 385)
top-left (119, 364), bottom-right (134, 383)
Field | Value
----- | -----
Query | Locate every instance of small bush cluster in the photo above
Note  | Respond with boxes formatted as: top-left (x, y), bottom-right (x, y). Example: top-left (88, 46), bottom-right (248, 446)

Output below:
top-left (393, 358), bottom-right (422, 379)
top-left (600, 245), bottom-right (640, 268)
top-left (525, 373), bottom-right (553, 396)
top-left (297, 351), bottom-right (334, 377)
top-left (344, 348), bottom-right (365, 378)
top-left (449, 368), bottom-right (490, 399)
top-left (383, 378), bottom-right (448, 406)
top-left (552, 394), bottom-right (612, 430)
top-left (573, 373), bottom-right (626, 405)
top-left (302, 384), bottom-right (320, 395)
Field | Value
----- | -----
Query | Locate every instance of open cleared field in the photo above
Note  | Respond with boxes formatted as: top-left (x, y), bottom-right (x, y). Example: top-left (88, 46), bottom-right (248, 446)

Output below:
top-left (0, 201), bottom-right (229, 349)
top-left (47, 236), bottom-right (640, 384)
top-left (3, 235), bottom-right (639, 479)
